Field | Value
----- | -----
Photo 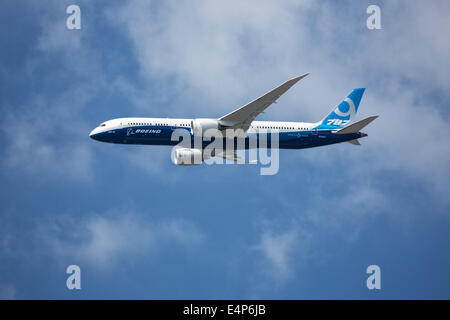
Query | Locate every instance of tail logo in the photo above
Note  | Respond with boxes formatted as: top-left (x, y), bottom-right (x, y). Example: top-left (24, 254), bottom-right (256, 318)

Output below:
top-left (334, 97), bottom-right (356, 118)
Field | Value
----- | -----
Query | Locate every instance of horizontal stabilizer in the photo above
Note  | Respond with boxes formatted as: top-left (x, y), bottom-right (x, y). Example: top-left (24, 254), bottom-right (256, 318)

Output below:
top-left (336, 115), bottom-right (378, 134)
top-left (347, 139), bottom-right (361, 145)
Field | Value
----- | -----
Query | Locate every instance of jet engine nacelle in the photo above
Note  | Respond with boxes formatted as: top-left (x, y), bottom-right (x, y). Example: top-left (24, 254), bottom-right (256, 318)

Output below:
top-left (171, 148), bottom-right (203, 166)
top-left (191, 118), bottom-right (221, 137)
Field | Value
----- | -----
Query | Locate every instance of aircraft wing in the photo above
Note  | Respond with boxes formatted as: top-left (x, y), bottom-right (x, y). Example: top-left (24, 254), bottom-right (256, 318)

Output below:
top-left (218, 73), bottom-right (309, 131)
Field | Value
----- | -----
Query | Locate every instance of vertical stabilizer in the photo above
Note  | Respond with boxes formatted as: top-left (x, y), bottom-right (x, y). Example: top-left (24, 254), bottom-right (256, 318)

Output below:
top-left (316, 88), bottom-right (365, 129)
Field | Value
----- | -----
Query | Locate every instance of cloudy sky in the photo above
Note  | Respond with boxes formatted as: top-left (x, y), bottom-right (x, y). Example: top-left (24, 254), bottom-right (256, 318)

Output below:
top-left (1, 0), bottom-right (450, 299)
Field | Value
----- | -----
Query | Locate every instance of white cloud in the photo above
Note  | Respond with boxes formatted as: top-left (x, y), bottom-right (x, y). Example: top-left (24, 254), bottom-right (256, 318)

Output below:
top-left (110, 0), bottom-right (314, 113)
top-left (256, 228), bottom-right (299, 280)
top-left (77, 215), bottom-right (153, 266)
top-left (251, 173), bottom-right (385, 284)
top-left (38, 212), bottom-right (205, 268)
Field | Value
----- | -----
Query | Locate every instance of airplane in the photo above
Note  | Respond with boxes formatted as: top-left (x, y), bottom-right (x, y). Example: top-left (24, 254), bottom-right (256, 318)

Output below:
top-left (89, 73), bottom-right (378, 165)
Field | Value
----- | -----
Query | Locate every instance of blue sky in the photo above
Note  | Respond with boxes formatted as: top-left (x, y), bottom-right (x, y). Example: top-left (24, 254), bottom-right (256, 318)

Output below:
top-left (1, 0), bottom-right (450, 299)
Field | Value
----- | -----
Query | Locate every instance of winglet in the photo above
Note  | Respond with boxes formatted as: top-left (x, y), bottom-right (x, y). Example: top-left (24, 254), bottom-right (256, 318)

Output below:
top-left (288, 73), bottom-right (310, 85)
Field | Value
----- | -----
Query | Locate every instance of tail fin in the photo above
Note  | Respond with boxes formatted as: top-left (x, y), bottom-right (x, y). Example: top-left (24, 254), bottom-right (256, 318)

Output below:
top-left (316, 88), bottom-right (365, 129)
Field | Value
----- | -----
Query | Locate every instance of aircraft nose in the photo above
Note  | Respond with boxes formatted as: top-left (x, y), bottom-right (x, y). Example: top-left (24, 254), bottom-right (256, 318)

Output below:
top-left (89, 127), bottom-right (100, 140)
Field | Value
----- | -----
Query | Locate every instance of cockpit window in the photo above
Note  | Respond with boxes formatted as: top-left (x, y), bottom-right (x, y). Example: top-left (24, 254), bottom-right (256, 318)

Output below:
top-left (100, 123), bottom-right (106, 127)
